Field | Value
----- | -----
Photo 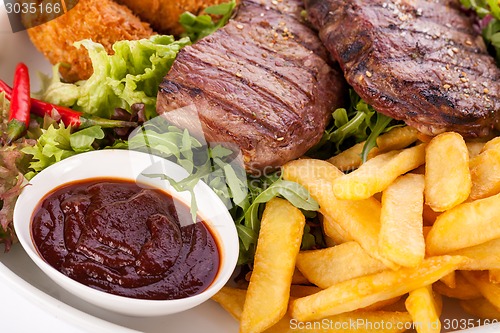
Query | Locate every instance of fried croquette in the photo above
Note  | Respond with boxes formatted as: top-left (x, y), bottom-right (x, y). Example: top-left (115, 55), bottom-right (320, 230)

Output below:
top-left (25, 0), bottom-right (154, 82)
top-left (113, 0), bottom-right (228, 35)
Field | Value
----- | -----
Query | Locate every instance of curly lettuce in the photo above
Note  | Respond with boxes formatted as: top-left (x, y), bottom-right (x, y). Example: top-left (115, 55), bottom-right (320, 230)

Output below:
top-left (35, 35), bottom-right (190, 120)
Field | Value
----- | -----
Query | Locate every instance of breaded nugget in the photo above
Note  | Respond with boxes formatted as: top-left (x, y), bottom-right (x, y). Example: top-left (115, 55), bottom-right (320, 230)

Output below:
top-left (25, 0), bottom-right (153, 82)
top-left (113, 0), bottom-right (228, 35)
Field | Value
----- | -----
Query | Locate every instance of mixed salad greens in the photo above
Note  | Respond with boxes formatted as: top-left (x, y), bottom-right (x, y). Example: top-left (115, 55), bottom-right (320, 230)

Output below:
top-left (460, 0), bottom-right (500, 65)
top-left (3, 0), bottom-right (499, 265)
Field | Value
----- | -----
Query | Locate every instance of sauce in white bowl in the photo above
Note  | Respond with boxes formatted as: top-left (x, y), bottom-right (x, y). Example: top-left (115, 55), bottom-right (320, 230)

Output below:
top-left (13, 149), bottom-right (239, 317)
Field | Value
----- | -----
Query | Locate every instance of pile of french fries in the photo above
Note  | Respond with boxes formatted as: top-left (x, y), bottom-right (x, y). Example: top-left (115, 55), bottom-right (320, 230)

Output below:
top-left (212, 127), bottom-right (500, 333)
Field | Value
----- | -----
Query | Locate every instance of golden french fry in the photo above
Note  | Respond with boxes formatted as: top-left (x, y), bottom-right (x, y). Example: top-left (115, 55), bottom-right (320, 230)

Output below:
top-left (462, 271), bottom-right (500, 310)
top-left (426, 192), bottom-right (500, 255)
top-left (291, 256), bottom-right (465, 322)
top-left (296, 242), bottom-right (387, 289)
top-left (459, 298), bottom-right (500, 320)
top-left (212, 287), bottom-right (247, 320)
top-left (432, 272), bottom-right (482, 300)
top-left (379, 174), bottom-right (425, 267)
top-left (332, 144), bottom-right (426, 200)
top-left (323, 215), bottom-right (353, 245)
top-left (489, 270), bottom-right (500, 284)
top-left (447, 238), bottom-right (500, 270)
top-left (283, 158), bottom-right (343, 184)
top-left (327, 126), bottom-right (419, 171)
top-left (466, 141), bottom-right (486, 158)
top-left (267, 311), bottom-right (413, 333)
top-left (405, 285), bottom-right (441, 333)
top-left (283, 159), bottom-right (397, 269)
top-left (247, 267), bottom-right (310, 285)
top-left (240, 198), bottom-right (305, 333)
top-left (469, 148), bottom-right (500, 200)
top-left (424, 132), bottom-right (471, 212)
top-left (439, 271), bottom-right (456, 289)
top-left (361, 297), bottom-right (402, 312)
top-left (214, 288), bottom-right (413, 333)
top-left (482, 136), bottom-right (500, 152)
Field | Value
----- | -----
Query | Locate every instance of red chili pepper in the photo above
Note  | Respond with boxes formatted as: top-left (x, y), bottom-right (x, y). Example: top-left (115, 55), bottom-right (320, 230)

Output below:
top-left (0, 80), bottom-right (137, 129)
top-left (6, 63), bottom-right (31, 144)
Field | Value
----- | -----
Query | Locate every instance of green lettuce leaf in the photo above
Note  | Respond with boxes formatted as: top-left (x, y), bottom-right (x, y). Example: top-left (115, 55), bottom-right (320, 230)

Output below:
top-left (35, 35), bottom-right (191, 119)
top-left (22, 124), bottom-right (105, 179)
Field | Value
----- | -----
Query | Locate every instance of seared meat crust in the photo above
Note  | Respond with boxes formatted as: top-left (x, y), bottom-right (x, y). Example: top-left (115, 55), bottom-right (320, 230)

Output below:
top-left (305, 0), bottom-right (500, 137)
top-left (157, 0), bottom-right (346, 173)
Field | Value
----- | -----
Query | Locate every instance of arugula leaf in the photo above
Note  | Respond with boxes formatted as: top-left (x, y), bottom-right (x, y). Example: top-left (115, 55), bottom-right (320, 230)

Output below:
top-left (180, 0), bottom-right (236, 43)
top-left (361, 113), bottom-right (394, 163)
top-left (130, 120), bottom-right (319, 265)
top-left (309, 90), bottom-right (403, 161)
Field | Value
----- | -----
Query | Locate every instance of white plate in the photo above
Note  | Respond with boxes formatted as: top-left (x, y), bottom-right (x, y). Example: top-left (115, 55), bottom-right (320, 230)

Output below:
top-left (0, 1), bottom-right (497, 332)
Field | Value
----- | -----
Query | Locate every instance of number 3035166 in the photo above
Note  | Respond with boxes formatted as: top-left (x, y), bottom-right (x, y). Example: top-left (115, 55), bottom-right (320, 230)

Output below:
top-left (5, 2), bottom-right (62, 15)
top-left (443, 318), bottom-right (499, 330)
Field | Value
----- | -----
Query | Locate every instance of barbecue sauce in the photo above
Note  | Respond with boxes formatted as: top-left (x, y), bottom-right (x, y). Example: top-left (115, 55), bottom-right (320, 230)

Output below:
top-left (31, 179), bottom-right (220, 300)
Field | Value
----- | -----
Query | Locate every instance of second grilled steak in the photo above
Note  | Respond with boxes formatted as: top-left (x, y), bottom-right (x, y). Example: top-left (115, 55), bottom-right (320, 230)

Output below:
top-left (157, 0), bottom-right (346, 174)
top-left (305, 0), bottom-right (500, 137)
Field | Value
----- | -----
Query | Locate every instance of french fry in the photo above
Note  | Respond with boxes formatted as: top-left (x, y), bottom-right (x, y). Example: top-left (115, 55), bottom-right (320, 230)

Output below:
top-left (283, 158), bottom-right (343, 184)
top-left (481, 136), bottom-right (500, 152)
top-left (424, 132), bottom-right (471, 212)
top-left (332, 144), bottom-right (426, 200)
top-left (327, 126), bottom-right (419, 171)
top-left (214, 288), bottom-right (413, 333)
top-left (405, 285), bottom-right (442, 333)
top-left (296, 242), bottom-right (387, 289)
top-left (361, 296), bottom-right (402, 312)
top-left (469, 148), bottom-right (500, 200)
top-left (240, 198), bottom-right (305, 333)
top-left (439, 271), bottom-right (456, 289)
top-left (426, 192), bottom-right (500, 255)
top-left (462, 271), bottom-right (500, 310)
top-left (489, 269), bottom-right (500, 284)
top-left (283, 159), bottom-right (397, 269)
top-left (379, 174), bottom-right (425, 267)
top-left (447, 238), bottom-right (500, 270)
top-left (267, 311), bottom-right (413, 333)
top-left (459, 298), bottom-right (500, 320)
top-left (291, 256), bottom-right (465, 322)
top-left (212, 287), bottom-right (247, 320)
top-left (432, 272), bottom-right (482, 300)
top-left (323, 215), bottom-right (353, 245)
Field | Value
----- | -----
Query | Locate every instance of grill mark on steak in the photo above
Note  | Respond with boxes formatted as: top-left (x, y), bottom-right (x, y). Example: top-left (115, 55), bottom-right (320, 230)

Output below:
top-left (305, 0), bottom-right (500, 136)
top-left (167, 52), bottom-right (305, 136)
top-left (157, 0), bottom-right (346, 173)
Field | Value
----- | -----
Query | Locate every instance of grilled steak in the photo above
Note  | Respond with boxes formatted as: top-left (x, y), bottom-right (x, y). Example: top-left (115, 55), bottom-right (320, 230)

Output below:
top-left (305, 0), bottom-right (500, 137)
top-left (157, 0), bottom-right (346, 174)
